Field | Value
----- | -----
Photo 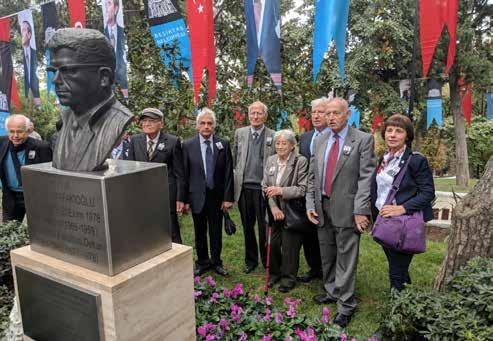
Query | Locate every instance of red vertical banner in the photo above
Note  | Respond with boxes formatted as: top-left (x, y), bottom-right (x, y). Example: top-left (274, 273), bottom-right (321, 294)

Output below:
top-left (67, 0), bottom-right (86, 28)
top-left (419, 0), bottom-right (458, 76)
top-left (458, 77), bottom-right (472, 126)
top-left (11, 75), bottom-right (21, 111)
top-left (0, 17), bottom-right (20, 113)
top-left (186, 0), bottom-right (216, 105)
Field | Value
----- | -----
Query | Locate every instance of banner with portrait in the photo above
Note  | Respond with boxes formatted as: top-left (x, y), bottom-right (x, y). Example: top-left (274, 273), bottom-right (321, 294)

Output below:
top-left (18, 10), bottom-right (40, 104)
top-left (41, 1), bottom-right (59, 96)
top-left (102, 0), bottom-right (129, 99)
top-left (145, 0), bottom-right (192, 81)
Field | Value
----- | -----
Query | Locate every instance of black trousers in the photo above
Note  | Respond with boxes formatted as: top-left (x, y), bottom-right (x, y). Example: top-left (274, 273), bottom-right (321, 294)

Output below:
top-left (192, 189), bottom-right (223, 267)
top-left (300, 227), bottom-right (322, 275)
top-left (383, 246), bottom-right (414, 291)
top-left (170, 212), bottom-right (182, 244)
top-left (238, 188), bottom-right (267, 268)
top-left (269, 221), bottom-right (303, 288)
top-left (2, 191), bottom-right (25, 223)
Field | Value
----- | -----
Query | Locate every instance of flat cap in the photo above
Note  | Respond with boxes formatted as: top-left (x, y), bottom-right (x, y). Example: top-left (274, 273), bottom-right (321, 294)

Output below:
top-left (140, 108), bottom-right (164, 120)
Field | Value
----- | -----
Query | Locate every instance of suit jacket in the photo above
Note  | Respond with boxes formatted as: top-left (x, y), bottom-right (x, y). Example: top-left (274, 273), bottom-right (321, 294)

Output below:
top-left (306, 126), bottom-right (376, 227)
top-left (183, 135), bottom-right (234, 214)
top-left (127, 131), bottom-right (186, 212)
top-left (370, 148), bottom-right (435, 222)
top-left (104, 24), bottom-right (128, 88)
top-left (262, 153), bottom-right (308, 211)
top-left (23, 47), bottom-right (40, 98)
top-left (233, 125), bottom-right (275, 201)
top-left (0, 136), bottom-right (52, 194)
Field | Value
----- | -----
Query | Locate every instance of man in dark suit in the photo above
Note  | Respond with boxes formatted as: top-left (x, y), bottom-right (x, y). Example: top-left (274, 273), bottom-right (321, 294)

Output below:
top-left (127, 108), bottom-right (185, 243)
top-left (183, 108), bottom-right (234, 276)
top-left (103, 0), bottom-right (128, 99)
top-left (297, 97), bottom-right (330, 283)
top-left (233, 101), bottom-right (275, 273)
top-left (21, 21), bottom-right (40, 104)
top-left (0, 114), bottom-right (52, 222)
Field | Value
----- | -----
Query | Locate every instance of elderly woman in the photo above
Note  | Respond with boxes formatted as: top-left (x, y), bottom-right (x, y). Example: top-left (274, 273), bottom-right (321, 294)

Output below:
top-left (263, 129), bottom-right (309, 293)
top-left (370, 114), bottom-right (435, 291)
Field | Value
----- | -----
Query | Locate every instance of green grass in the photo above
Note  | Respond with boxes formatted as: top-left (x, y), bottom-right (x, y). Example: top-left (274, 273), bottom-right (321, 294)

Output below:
top-left (434, 177), bottom-right (478, 192)
top-left (179, 208), bottom-right (446, 339)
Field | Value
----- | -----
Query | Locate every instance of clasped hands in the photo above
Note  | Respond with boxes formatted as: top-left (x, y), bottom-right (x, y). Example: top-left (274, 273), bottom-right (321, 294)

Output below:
top-left (180, 201), bottom-right (234, 214)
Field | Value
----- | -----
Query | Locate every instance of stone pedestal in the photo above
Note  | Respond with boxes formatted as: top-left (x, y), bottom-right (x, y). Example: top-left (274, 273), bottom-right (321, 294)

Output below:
top-left (11, 244), bottom-right (196, 341)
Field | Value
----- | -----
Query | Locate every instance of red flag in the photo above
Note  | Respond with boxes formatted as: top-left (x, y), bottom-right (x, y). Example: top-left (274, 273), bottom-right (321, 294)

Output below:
top-left (458, 77), bottom-right (472, 126)
top-left (0, 17), bottom-right (9, 41)
top-left (372, 114), bottom-right (384, 133)
top-left (11, 74), bottom-right (21, 112)
top-left (419, 0), bottom-right (458, 76)
top-left (0, 18), bottom-right (21, 112)
top-left (186, 0), bottom-right (216, 105)
top-left (67, 0), bottom-right (86, 28)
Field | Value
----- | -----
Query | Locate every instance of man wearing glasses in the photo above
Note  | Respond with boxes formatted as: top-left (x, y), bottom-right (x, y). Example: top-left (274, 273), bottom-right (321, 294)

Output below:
top-left (127, 108), bottom-right (186, 243)
top-left (47, 28), bottom-right (133, 172)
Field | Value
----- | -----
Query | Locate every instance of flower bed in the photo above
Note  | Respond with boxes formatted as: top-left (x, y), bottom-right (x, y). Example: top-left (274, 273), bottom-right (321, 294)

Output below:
top-left (194, 276), bottom-right (378, 341)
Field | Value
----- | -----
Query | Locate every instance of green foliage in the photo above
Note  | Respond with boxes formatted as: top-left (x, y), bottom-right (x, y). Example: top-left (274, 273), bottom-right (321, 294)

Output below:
top-left (0, 284), bottom-right (14, 339)
top-left (420, 124), bottom-right (448, 175)
top-left (466, 117), bottom-right (493, 177)
top-left (0, 221), bottom-right (29, 286)
top-left (380, 257), bottom-right (493, 341)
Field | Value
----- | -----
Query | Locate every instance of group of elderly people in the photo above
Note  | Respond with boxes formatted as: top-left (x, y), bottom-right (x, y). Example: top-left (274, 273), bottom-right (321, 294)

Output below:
top-left (231, 97), bottom-right (435, 328)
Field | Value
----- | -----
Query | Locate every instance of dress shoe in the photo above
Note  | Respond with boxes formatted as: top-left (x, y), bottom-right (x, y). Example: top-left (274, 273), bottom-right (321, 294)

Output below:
top-left (244, 264), bottom-right (257, 274)
top-left (268, 276), bottom-right (280, 288)
top-left (333, 313), bottom-right (352, 328)
top-left (298, 271), bottom-right (322, 283)
top-left (313, 293), bottom-right (337, 305)
top-left (214, 265), bottom-right (229, 276)
top-left (278, 285), bottom-right (294, 293)
top-left (194, 265), bottom-right (209, 277)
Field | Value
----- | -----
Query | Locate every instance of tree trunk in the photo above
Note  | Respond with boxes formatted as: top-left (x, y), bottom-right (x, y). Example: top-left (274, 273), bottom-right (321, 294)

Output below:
top-left (449, 70), bottom-right (470, 187)
top-left (434, 156), bottom-right (493, 290)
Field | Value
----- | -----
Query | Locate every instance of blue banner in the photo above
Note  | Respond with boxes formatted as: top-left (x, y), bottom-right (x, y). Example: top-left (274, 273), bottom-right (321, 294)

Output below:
top-left (348, 105), bottom-right (360, 128)
top-left (487, 93), bottom-right (493, 121)
top-left (313, 0), bottom-right (350, 80)
top-left (0, 112), bottom-right (8, 136)
top-left (427, 98), bottom-right (443, 128)
top-left (145, 1), bottom-right (192, 81)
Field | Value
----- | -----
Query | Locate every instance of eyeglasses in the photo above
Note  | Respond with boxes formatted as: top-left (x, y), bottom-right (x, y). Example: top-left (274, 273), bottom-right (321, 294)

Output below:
top-left (140, 117), bottom-right (161, 124)
top-left (8, 129), bottom-right (28, 136)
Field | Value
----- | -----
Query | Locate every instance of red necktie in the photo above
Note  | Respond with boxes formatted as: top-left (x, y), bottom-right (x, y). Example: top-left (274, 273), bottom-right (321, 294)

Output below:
top-left (324, 134), bottom-right (339, 196)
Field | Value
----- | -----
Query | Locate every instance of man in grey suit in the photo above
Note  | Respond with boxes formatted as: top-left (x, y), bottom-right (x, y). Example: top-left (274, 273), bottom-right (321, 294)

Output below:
top-left (306, 97), bottom-right (375, 327)
top-left (234, 101), bottom-right (275, 273)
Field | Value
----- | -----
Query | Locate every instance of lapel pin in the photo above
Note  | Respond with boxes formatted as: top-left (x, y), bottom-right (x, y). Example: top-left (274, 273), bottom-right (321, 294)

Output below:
top-left (266, 137), bottom-right (273, 146)
top-left (269, 166), bottom-right (276, 175)
top-left (157, 143), bottom-right (165, 151)
top-left (216, 141), bottom-right (224, 150)
top-left (28, 150), bottom-right (36, 159)
top-left (343, 145), bottom-right (352, 155)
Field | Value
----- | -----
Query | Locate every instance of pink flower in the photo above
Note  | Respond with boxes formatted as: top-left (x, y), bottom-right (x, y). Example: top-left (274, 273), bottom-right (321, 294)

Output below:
top-left (239, 332), bottom-right (248, 341)
top-left (194, 276), bottom-right (201, 285)
top-left (231, 283), bottom-right (244, 298)
top-left (254, 294), bottom-right (261, 303)
top-left (197, 325), bottom-right (208, 337)
top-left (219, 319), bottom-right (229, 331)
top-left (286, 305), bottom-right (296, 318)
top-left (223, 288), bottom-right (231, 299)
top-left (194, 290), bottom-right (203, 299)
top-left (274, 312), bottom-right (283, 324)
top-left (284, 337), bottom-right (294, 341)
top-left (205, 334), bottom-right (216, 341)
top-left (205, 276), bottom-right (216, 288)
top-left (351, 338), bottom-right (358, 341)
top-left (230, 304), bottom-right (244, 322)
top-left (284, 297), bottom-right (301, 308)
top-left (260, 336), bottom-right (272, 341)
top-left (263, 308), bottom-right (271, 321)
top-left (322, 306), bottom-right (330, 324)
top-left (340, 334), bottom-right (348, 341)
top-left (265, 296), bottom-right (272, 305)
top-left (209, 292), bottom-right (220, 304)
top-left (295, 329), bottom-right (304, 337)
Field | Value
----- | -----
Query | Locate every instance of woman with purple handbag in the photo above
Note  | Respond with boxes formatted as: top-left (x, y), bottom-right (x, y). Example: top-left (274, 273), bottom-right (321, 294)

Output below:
top-left (370, 114), bottom-right (435, 291)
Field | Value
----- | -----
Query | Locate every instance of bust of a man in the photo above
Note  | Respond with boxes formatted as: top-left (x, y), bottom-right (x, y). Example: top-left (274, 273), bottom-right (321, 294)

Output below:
top-left (47, 28), bottom-right (133, 171)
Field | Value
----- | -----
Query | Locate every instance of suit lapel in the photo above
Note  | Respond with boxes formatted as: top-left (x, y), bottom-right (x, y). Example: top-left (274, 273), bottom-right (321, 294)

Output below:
top-left (316, 132), bottom-right (330, 181)
top-left (195, 135), bottom-right (206, 177)
top-left (136, 134), bottom-right (148, 160)
top-left (332, 126), bottom-right (355, 183)
top-left (24, 138), bottom-right (36, 165)
top-left (150, 131), bottom-right (166, 161)
top-left (279, 153), bottom-right (296, 186)
top-left (263, 128), bottom-right (273, 164)
top-left (212, 136), bottom-right (221, 172)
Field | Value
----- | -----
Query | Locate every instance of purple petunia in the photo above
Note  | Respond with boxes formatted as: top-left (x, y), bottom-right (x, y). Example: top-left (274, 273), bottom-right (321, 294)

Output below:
top-left (239, 332), bottom-right (248, 341)
top-left (263, 308), bottom-right (271, 321)
top-left (230, 303), bottom-right (244, 322)
top-left (286, 305), bottom-right (296, 318)
top-left (209, 292), bottom-right (220, 304)
top-left (194, 276), bottom-right (201, 285)
top-left (322, 306), bottom-right (330, 324)
top-left (197, 323), bottom-right (216, 337)
top-left (219, 319), bottom-right (229, 331)
top-left (194, 290), bottom-right (203, 299)
top-left (260, 335), bottom-right (272, 341)
top-left (204, 276), bottom-right (216, 288)
top-left (265, 296), bottom-right (272, 305)
top-left (254, 294), bottom-right (261, 304)
top-left (223, 288), bottom-right (232, 299)
top-left (340, 334), bottom-right (348, 341)
top-left (275, 312), bottom-right (283, 324)
top-left (231, 283), bottom-right (244, 298)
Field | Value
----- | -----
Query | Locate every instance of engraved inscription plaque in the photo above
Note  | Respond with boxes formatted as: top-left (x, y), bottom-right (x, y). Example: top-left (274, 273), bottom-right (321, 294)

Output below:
top-left (22, 159), bottom-right (172, 275)
top-left (15, 266), bottom-right (103, 341)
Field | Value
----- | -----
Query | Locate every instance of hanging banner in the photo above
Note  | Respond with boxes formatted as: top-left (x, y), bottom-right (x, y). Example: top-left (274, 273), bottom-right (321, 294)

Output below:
top-left (18, 10), bottom-right (40, 105)
top-left (487, 93), bottom-right (493, 121)
top-left (103, 0), bottom-right (129, 99)
top-left (426, 79), bottom-right (443, 128)
top-left (245, 0), bottom-right (281, 90)
top-left (419, 0), bottom-right (457, 76)
top-left (313, 0), bottom-right (350, 80)
top-left (144, 0), bottom-right (192, 81)
top-left (348, 106), bottom-right (361, 128)
top-left (41, 1), bottom-right (59, 96)
top-left (186, 0), bottom-right (216, 104)
top-left (0, 18), bottom-right (13, 135)
top-left (67, 0), bottom-right (86, 28)
top-left (399, 79), bottom-right (411, 101)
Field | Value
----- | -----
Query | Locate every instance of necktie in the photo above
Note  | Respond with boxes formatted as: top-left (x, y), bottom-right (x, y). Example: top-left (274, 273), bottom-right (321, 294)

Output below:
top-left (147, 140), bottom-right (154, 160)
top-left (205, 140), bottom-right (214, 189)
top-left (25, 52), bottom-right (30, 81)
top-left (324, 134), bottom-right (339, 196)
top-left (254, 0), bottom-right (262, 35)
top-left (253, 131), bottom-right (259, 140)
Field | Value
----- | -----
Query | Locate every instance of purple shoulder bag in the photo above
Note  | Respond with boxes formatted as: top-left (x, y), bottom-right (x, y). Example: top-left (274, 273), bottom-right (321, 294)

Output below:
top-left (371, 155), bottom-right (426, 254)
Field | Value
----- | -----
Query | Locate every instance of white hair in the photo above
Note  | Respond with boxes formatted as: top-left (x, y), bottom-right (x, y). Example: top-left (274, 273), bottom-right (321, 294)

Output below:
top-left (196, 107), bottom-right (217, 129)
top-left (5, 114), bottom-right (31, 131)
top-left (273, 129), bottom-right (297, 145)
top-left (311, 97), bottom-right (329, 109)
top-left (248, 101), bottom-right (268, 116)
top-left (328, 97), bottom-right (349, 112)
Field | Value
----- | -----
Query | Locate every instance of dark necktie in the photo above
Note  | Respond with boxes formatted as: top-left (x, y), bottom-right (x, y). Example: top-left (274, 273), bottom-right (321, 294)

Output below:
top-left (252, 131), bottom-right (259, 140)
top-left (324, 134), bottom-right (339, 196)
top-left (147, 140), bottom-right (154, 161)
top-left (9, 142), bottom-right (26, 187)
top-left (205, 140), bottom-right (214, 189)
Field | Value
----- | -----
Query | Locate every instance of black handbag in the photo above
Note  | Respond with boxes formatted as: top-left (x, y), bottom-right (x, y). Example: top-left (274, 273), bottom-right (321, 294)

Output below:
top-left (223, 211), bottom-right (237, 235)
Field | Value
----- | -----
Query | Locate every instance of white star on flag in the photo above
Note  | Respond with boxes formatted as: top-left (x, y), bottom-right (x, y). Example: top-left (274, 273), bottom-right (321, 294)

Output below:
top-left (198, 4), bottom-right (204, 13)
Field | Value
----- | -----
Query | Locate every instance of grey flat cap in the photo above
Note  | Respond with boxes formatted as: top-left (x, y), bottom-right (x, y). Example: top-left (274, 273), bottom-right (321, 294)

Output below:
top-left (140, 108), bottom-right (164, 120)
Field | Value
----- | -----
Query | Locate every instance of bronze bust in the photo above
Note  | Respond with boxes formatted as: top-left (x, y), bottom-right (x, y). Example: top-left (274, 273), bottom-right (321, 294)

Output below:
top-left (47, 28), bottom-right (133, 171)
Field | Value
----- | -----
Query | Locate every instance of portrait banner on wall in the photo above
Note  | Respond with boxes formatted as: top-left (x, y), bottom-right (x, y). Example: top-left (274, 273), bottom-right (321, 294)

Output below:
top-left (245, 0), bottom-right (281, 90)
top-left (18, 9), bottom-right (41, 104)
top-left (102, 0), bottom-right (129, 99)
top-left (0, 17), bottom-right (13, 135)
top-left (41, 1), bottom-right (59, 96)
top-left (67, 0), bottom-right (86, 28)
top-left (144, 0), bottom-right (192, 81)
top-left (426, 79), bottom-right (443, 128)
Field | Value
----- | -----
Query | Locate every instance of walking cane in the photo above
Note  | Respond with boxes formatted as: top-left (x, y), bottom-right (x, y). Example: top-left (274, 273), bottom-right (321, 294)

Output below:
top-left (264, 224), bottom-right (273, 295)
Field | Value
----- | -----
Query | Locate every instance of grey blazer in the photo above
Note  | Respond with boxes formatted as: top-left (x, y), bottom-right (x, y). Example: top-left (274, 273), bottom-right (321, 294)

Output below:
top-left (306, 126), bottom-right (375, 227)
top-left (262, 153), bottom-right (309, 211)
top-left (233, 125), bottom-right (275, 202)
